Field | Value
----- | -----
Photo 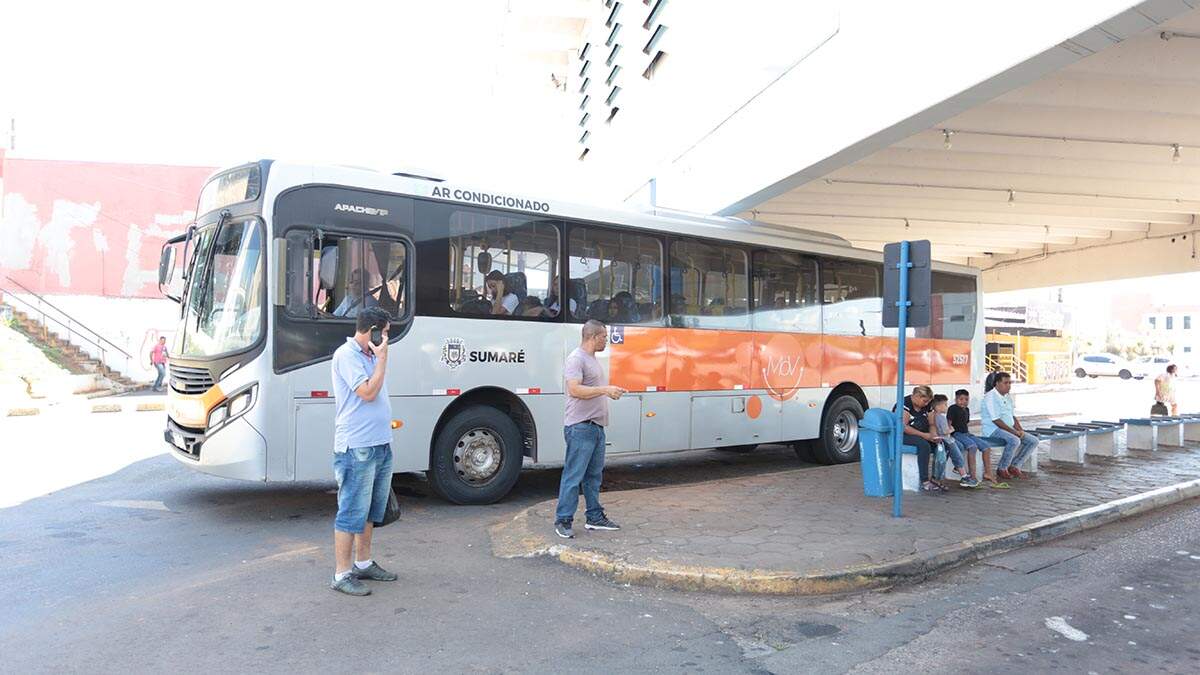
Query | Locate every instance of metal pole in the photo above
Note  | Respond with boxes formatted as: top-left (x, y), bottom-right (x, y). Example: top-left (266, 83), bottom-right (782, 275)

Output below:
top-left (893, 241), bottom-right (911, 518)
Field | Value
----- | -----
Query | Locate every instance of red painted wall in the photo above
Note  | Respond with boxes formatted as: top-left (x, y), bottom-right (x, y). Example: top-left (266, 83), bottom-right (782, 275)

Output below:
top-left (0, 157), bottom-right (214, 298)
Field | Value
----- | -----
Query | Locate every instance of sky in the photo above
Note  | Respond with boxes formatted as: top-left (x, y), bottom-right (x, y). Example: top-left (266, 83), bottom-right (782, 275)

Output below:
top-left (0, 0), bottom-right (581, 192)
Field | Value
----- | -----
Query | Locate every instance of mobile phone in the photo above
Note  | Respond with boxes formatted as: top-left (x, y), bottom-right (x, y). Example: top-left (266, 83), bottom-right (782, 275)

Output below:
top-left (370, 327), bottom-right (384, 346)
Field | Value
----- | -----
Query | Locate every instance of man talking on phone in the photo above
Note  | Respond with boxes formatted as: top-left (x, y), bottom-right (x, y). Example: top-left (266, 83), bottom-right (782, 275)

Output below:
top-left (329, 306), bottom-right (398, 596)
top-left (554, 319), bottom-right (627, 539)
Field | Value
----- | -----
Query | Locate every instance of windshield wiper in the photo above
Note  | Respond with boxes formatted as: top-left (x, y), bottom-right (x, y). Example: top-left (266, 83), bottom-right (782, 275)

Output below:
top-left (195, 209), bottom-right (230, 331)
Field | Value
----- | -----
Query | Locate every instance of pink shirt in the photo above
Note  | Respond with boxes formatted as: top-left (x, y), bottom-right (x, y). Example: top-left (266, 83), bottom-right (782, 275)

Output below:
top-left (564, 347), bottom-right (608, 427)
top-left (151, 343), bottom-right (169, 365)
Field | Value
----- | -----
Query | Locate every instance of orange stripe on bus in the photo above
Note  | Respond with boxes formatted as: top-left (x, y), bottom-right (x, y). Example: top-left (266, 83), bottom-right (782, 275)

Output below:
top-left (609, 328), bottom-right (970, 398)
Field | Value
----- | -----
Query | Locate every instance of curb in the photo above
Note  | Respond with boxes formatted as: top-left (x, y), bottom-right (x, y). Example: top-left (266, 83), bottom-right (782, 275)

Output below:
top-left (91, 403), bottom-right (122, 413)
top-left (490, 478), bottom-right (1200, 595)
top-left (5, 407), bottom-right (41, 417)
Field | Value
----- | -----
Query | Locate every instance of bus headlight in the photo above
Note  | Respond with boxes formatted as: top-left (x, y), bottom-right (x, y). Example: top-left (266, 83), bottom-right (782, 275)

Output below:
top-left (207, 384), bottom-right (257, 430)
top-left (208, 406), bottom-right (228, 427)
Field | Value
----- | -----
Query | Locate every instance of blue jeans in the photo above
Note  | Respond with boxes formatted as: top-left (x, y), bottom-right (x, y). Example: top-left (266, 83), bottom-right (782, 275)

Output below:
top-left (555, 422), bottom-right (606, 522)
top-left (333, 443), bottom-right (393, 534)
top-left (990, 429), bottom-right (1039, 470)
top-left (153, 363), bottom-right (166, 390)
top-left (942, 436), bottom-right (966, 472)
top-left (952, 431), bottom-right (988, 454)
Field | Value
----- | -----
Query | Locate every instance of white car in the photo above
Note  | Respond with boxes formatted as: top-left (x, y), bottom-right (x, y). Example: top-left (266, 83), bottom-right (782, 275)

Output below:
top-left (1135, 355), bottom-right (1193, 379)
top-left (1073, 353), bottom-right (1148, 380)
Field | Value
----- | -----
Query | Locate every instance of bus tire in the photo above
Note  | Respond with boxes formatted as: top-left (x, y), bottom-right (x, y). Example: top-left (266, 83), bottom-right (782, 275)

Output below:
top-left (1119, 369), bottom-right (1132, 380)
top-left (717, 444), bottom-right (758, 453)
top-left (813, 395), bottom-right (864, 465)
top-left (1074, 368), bottom-right (1087, 378)
top-left (428, 406), bottom-right (524, 505)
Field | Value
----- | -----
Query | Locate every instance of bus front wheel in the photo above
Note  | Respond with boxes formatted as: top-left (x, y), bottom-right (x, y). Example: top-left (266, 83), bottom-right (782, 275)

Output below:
top-left (813, 396), bottom-right (864, 465)
top-left (428, 406), bottom-right (524, 505)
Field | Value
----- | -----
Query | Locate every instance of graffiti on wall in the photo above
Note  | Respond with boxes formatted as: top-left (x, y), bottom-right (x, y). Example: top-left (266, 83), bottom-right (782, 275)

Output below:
top-left (0, 157), bottom-right (214, 299)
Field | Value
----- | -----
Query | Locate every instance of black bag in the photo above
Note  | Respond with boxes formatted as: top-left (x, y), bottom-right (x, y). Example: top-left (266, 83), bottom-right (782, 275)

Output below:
top-left (1151, 401), bottom-right (1169, 416)
top-left (373, 488), bottom-right (402, 527)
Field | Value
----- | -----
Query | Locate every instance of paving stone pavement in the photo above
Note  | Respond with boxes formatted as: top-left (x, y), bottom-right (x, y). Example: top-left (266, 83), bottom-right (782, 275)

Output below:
top-left (528, 440), bottom-right (1200, 575)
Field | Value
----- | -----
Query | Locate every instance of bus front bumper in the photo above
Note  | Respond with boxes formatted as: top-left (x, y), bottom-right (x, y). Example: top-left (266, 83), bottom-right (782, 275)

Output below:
top-left (165, 415), bottom-right (268, 481)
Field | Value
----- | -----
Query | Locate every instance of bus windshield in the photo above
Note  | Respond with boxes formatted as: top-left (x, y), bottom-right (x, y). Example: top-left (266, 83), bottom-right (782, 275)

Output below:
top-left (179, 219), bottom-right (265, 358)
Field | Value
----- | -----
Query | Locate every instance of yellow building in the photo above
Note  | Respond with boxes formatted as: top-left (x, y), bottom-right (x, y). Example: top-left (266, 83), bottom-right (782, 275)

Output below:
top-left (985, 331), bottom-right (1072, 384)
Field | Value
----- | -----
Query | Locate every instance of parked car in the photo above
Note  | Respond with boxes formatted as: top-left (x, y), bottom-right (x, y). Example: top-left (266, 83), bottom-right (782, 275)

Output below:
top-left (1135, 355), bottom-right (1193, 378)
top-left (1073, 353), bottom-right (1148, 380)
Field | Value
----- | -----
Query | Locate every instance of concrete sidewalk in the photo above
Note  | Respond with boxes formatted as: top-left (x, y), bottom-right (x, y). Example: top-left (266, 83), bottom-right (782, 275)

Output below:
top-left (492, 441), bottom-right (1200, 595)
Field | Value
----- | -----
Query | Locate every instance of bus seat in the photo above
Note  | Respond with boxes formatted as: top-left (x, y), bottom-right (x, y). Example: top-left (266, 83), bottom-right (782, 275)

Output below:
top-left (610, 292), bottom-right (639, 324)
top-left (318, 246), bottom-right (339, 290)
top-left (567, 279), bottom-right (588, 320)
top-left (587, 299), bottom-right (610, 321)
top-left (503, 272), bottom-right (528, 300)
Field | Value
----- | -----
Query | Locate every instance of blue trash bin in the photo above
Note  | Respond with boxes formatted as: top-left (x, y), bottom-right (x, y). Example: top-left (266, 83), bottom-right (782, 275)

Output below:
top-left (860, 408), bottom-right (896, 497)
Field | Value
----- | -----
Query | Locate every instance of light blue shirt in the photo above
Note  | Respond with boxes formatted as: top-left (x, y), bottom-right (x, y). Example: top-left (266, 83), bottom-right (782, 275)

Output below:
top-left (980, 389), bottom-right (1015, 437)
top-left (331, 337), bottom-right (392, 453)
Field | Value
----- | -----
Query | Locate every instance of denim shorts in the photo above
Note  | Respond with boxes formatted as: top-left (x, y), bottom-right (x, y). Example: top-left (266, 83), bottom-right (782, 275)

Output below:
top-left (333, 443), bottom-right (393, 534)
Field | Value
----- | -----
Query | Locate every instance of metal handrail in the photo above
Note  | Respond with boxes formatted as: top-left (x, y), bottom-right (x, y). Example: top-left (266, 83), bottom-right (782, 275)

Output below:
top-left (1, 275), bottom-right (132, 358)
top-left (0, 289), bottom-right (111, 367)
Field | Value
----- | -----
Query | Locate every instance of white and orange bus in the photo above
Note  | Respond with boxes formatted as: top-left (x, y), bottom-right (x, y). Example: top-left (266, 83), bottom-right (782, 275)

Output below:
top-left (158, 161), bottom-right (982, 504)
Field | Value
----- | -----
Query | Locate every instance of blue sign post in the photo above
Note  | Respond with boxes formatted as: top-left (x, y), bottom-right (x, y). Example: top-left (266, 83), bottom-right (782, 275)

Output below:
top-left (883, 240), bottom-right (931, 518)
top-left (891, 242), bottom-right (911, 518)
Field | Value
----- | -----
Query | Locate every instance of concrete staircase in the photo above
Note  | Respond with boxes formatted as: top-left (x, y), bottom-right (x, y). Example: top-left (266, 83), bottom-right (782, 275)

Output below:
top-left (5, 306), bottom-right (141, 390)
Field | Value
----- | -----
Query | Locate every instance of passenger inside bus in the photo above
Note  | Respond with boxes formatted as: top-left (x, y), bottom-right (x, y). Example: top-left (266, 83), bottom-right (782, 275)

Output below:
top-left (485, 270), bottom-right (521, 315)
top-left (332, 270), bottom-right (380, 318)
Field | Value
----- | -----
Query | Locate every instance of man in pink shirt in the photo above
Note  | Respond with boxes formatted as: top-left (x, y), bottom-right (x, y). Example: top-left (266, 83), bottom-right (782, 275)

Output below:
top-left (150, 336), bottom-right (169, 392)
top-left (554, 319), bottom-right (627, 539)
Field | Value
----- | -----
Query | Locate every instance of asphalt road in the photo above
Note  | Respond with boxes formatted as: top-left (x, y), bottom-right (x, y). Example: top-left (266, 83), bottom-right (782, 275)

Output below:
top-left (3, 382), bottom-right (1200, 673)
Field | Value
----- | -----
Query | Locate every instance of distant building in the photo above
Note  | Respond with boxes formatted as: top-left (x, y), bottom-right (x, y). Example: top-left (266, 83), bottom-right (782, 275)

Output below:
top-left (984, 301), bottom-right (1071, 384)
top-left (1142, 306), bottom-right (1200, 357)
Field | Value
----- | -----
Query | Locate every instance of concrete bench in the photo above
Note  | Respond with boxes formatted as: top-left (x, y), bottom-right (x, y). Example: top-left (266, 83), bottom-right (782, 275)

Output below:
top-left (1121, 417), bottom-right (1185, 451)
top-left (1044, 421), bottom-right (1123, 459)
top-left (1182, 413), bottom-right (1200, 443)
top-left (1031, 426), bottom-right (1088, 464)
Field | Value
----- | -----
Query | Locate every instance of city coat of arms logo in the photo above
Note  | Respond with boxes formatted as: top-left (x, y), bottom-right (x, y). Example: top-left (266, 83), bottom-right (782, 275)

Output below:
top-left (441, 337), bottom-right (466, 369)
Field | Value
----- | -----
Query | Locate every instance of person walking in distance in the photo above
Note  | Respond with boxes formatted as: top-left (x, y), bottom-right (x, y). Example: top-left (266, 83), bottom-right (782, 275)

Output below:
top-left (1155, 364), bottom-right (1178, 416)
top-left (150, 336), bottom-right (169, 392)
top-left (329, 307), bottom-right (399, 596)
top-left (554, 319), bottom-right (627, 539)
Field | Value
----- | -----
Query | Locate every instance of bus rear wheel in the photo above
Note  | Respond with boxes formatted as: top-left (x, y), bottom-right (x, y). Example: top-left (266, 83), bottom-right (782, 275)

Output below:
top-left (813, 395), bottom-right (864, 465)
top-left (428, 406), bottom-right (524, 505)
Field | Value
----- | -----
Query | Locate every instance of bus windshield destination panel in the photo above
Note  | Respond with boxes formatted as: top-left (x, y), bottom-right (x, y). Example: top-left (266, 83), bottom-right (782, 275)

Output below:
top-left (161, 161), bottom-right (981, 505)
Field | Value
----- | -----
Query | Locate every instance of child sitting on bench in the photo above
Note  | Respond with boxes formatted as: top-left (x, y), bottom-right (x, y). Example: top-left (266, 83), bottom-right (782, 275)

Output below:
top-left (932, 394), bottom-right (979, 488)
top-left (949, 389), bottom-right (1008, 489)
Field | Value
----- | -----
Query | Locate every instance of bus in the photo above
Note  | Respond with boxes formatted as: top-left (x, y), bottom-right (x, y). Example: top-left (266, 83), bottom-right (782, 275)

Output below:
top-left (158, 160), bottom-right (982, 504)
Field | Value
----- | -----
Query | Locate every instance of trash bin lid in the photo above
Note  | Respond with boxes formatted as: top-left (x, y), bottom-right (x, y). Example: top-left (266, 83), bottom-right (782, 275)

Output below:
top-left (861, 408), bottom-right (895, 432)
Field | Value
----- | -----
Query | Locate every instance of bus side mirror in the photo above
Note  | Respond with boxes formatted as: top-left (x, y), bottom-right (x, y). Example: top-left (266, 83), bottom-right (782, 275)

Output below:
top-left (159, 244), bottom-right (181, 303)
top-left (159, 245), bottom-right (176, 286)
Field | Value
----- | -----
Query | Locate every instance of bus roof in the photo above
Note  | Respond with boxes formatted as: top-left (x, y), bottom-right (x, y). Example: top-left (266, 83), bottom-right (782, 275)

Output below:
top-left (254, 160), bottom-right (979, 276)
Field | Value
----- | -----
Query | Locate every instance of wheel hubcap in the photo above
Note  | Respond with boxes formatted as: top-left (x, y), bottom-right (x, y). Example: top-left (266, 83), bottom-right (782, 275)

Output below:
top-left (453, 428), bottom-right (503, 484)
top-left (832, 411), bottom-right (859, 454)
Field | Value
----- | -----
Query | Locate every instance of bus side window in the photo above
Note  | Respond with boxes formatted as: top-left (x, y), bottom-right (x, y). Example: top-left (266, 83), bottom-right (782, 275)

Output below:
top-left (751, 250), bottom-right (819, 333)
top-left (567, 225), bottom-right (664, 325)
top-left (820, 258), bottom-right (881, 337)
top-left (284, 229), bottom-right (409, 322)
top-left (445, 209), bottom-right (560, 319)
top-left (668, 239), bottom-right (749, 330)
